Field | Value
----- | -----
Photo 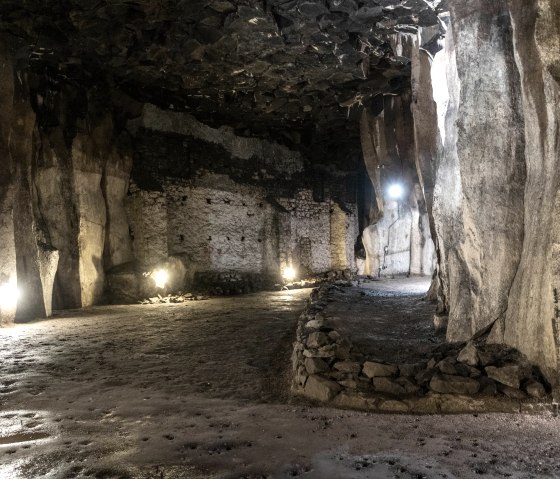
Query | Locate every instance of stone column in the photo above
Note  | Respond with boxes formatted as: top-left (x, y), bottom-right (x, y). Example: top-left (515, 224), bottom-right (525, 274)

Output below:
top-left (11, 68), bottom-right (49, 320)
top-left (0, 38), bottom-right (17, 325)
top-left (433, 1), bottom-right (526, 342)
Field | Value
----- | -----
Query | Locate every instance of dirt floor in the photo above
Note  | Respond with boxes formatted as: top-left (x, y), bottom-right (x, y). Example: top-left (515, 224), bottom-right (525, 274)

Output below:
top-left (329, 277), bottom-right (443, 364)
top-left (1, 282), bottom-right (560, 479)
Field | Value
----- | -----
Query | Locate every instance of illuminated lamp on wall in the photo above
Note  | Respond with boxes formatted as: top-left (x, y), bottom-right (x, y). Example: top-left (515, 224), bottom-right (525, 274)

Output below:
top-left (387, 183), bottom-right (404, 200)
top-left (282, 266), bottom-right (297, 282)
top-left (152, 269), bottom-right (169, 289)
top-left (0, 278), bottom-right (21, 311)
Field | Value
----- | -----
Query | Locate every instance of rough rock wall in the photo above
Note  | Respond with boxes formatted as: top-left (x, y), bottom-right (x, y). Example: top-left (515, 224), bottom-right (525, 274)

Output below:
top-left (359, 92), bottom-right (435, 278)
top-left (103, 146), bottom-right (133, 270)
top-left (127, 105), bottom-right (359, 284)
top-left (11, 69), bottom-right (52, 320)
top-left (0, 39), bottom-right (16, 325)
top-left (412, 1), bottom-right (560, 382)
top-left (490, 0), bottom-right (560, 380)
top-left (34, 113), bottom-right (132, 309)
top-left (0, 36), bottom-right (134, 320)
top-left (361, 198), bottom-right (434, 277)
top-left (438, 1), bottom-right (526, 343)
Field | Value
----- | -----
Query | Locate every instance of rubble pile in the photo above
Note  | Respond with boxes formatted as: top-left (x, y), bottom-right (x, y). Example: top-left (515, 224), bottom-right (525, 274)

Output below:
top-left (140, 292), bottom-right (208, 304)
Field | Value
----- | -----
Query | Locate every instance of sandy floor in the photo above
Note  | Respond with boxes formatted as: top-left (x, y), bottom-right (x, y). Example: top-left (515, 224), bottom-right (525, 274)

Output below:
top-left (1, 283), bottom-right (560, 478)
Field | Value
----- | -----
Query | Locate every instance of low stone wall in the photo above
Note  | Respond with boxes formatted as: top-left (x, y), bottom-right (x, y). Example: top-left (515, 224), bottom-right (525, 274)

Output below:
top-left (193, 271), bottom-right (277, 296)
top-left (292, 284), bottom-right (552, 414)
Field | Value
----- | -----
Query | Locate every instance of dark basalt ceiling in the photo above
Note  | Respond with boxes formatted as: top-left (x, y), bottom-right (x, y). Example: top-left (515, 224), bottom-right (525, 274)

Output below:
top-left (1, 0), bottom-right (443, 150)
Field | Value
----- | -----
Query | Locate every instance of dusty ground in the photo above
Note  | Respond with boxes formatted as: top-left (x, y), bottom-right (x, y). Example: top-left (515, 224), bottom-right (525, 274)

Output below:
top-left (1, 282), bottom-right (560, 479)
top-left (329, 277), bottom-right (444, 364)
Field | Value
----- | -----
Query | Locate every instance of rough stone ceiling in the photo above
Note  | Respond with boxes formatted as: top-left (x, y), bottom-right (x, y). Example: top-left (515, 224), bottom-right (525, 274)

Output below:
top-left (1, 0), bottom-right (443, 144)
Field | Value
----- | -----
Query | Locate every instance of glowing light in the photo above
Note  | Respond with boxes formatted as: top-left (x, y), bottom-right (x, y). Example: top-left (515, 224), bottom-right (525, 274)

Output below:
top-left (0, 280), bottom-right (21, 310)
top-left (388, 183), bottom-right (404, 200)
top-left (282, 266), bottom-right (297, 282)
top-left (152, 269), bottom-right (169, 289)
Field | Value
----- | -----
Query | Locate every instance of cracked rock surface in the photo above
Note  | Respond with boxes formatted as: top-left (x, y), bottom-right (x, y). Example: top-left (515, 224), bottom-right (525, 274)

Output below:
top-left (0, 0), bottom-right (442, 151)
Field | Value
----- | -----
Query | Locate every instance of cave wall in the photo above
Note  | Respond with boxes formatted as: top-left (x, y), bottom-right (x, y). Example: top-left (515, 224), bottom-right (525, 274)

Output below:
top-left (409, 1), bottom-right (560, 383)
top-left (0, 36), bottom-right (133, 320)
top-left (0, 32), bottom-right (360, 316)
top-left (494, 0), bottom-right (560, 381)
top-left (32, 113), bottom-right (132, 311)
top-left (437, 1), bottom-right (526, 344)
top-left (0, 40), bottom-right (17, 325)
top-left (359, 93), bottom-right (435, 278)
top-left (126, 105), bottom-right (359, 288)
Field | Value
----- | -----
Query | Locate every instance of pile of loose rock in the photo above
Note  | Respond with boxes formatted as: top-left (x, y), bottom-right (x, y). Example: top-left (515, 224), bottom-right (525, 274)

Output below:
top-left (281, 269), bottom-right (354, 291)
top-left (139, 292), bottom-right (208, 304)
top-left (292, 284), bottom-right (551, 413)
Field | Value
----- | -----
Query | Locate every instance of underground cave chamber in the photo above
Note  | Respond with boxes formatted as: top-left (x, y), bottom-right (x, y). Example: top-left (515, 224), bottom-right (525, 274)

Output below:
top-left (1, 0), bottom-right (560, 392)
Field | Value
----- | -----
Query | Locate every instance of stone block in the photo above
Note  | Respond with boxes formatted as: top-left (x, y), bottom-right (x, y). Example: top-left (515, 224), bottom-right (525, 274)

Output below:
top-left (415, 367), bottom-right (437, 386)
top-left (338, 379), bottom-right (358, 389)
top-left (485, 364), bottom-right (525, 389)
top-left (304, 357), bottom-right (329, 375)
top-left (333, 361), bottom-right (361, 375)
top-left (372, 377), bottom-right (407, 396)
top-left (295, 366), bottom-right (308, 388)
top-left (395, 377), bottom-right (421, 394)
top-left (305, 319), bottom-right (324, 329)
top-left (362, 361), bottom-right (398, 378)
top-left (457, 341), bottom-right (479, 367)
top-left (478, 350), bottom-right (497, 367)
top-left (328, 330), bottom-right (341, 341)
top-left (437, 357), bottom-right (458, 375)
top-left (106, 262), bottom-right (140, 303)
top-left (304, 375), bottom-right (342, 402)
top-left (525, 379), bottom-right (546, 399)
top-left (429, 374), bottom-right (480, 395)
top-left (303, 344), bottom-right (336, 358)
top-left (306, 331), bottom-right (329, 348)
top-left (398, 362), bottom-right (425, 377)
top-left (332, 392), bottom-right (368, 409)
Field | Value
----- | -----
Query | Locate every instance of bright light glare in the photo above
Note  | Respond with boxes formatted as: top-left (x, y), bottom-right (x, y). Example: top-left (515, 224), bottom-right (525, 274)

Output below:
top-left (0, 280), bottom-right (21, 310)
top-left (152, 269), bottom-right (169, 289)
top-left (388, 183), bottom-right (404, 200)
top-left (282, 266), bottom-right (297, 282)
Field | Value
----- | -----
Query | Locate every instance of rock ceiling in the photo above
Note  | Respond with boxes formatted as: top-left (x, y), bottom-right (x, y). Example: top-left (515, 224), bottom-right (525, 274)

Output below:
top-left (1, 0), bottom-right (443, 151)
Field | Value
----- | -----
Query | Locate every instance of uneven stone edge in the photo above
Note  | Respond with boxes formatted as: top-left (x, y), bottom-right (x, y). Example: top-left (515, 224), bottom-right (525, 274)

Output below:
top-left (291, 283), bottom-right (554, 415)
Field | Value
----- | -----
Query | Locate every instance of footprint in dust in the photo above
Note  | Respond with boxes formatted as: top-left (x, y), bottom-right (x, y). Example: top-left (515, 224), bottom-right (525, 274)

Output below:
top-left (181, 442), bottom-right (198, 450)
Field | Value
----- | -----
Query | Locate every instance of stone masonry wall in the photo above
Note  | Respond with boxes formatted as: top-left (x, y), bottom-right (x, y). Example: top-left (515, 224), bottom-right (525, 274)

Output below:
top-left (125, 105), bottom-right (359, 289)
